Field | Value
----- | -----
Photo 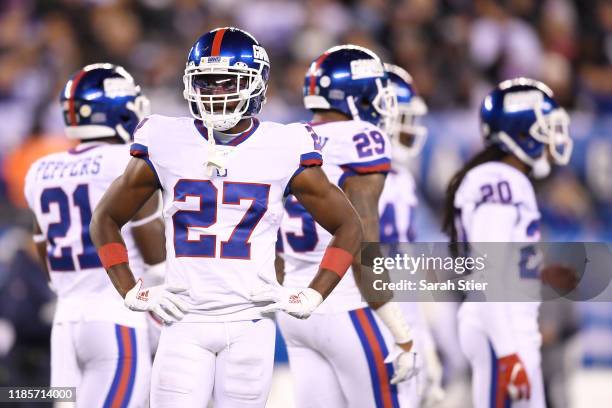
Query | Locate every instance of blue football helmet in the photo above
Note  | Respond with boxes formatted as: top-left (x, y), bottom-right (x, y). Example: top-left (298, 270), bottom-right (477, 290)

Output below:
top-left (481, 78), bottom-right (572, 178)
top-left (60, 63), bottom-right (150, 143)
top-left (183, 27), bottom-right (270, 131)
top-left (384, 63), bottom-right (428, 161)
top-left (303, 45), bottom-right (396, 126)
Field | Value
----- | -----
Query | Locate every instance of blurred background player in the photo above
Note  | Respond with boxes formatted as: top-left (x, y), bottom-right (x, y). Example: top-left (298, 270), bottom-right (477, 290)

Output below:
top-left (1, 2), bottom-right (611, 407)
top-left (90, 27), bottom-right (363, 408)
top-left (23, 63), bottom-right (165, 407)
top-left (442, 78), bottom-right (573, 408)
top-left (381, 63), bottom-right (446, 407)
top-left (276, 45), bottom-right (419, 408)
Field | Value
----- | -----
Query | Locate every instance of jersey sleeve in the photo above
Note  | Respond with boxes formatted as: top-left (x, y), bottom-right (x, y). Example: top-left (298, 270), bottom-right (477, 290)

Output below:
top-left (283, 123), bottom-right (323, 196)
top-left (129, 116), bottom-right (162, 186)
top-left (99, 145), bottom-right (132, 183)
top-left (333, 123), bottom-right (391, 187)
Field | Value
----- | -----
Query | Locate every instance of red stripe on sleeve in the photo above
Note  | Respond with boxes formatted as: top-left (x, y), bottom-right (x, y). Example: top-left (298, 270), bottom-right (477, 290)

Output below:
top-left (353, 162), bottom-right (391, 174)
top-left (300, 158), bottom-right (323, 167)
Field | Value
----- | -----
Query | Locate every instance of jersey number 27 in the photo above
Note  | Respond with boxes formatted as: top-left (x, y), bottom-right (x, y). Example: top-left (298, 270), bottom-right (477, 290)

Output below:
top-left (173, 180), bottom-right (270, 259)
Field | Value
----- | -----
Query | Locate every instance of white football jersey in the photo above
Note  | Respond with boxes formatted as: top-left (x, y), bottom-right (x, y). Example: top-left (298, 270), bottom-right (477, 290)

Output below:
top-left (278, 120), bottom-right (391, 313)
top-left (130, 115), bottom-right (322, 322)
top-left (455, 161), bottom-right (541, 337)
top-left (24, 142), bottom-right (146, 326)
top-left (379, 165), bottom-right (418, 243)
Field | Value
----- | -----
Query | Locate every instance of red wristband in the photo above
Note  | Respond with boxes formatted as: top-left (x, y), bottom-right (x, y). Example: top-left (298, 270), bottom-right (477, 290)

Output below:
top-left (98, 243), bottom-right (129, 269)
top-left (320, 247), bottom-right (353, 278)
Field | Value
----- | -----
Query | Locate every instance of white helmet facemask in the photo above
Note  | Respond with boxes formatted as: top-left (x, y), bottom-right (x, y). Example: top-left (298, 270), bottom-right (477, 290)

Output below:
top-left (183, 62), bottom-right (266, 131)
top-left (384, 96), bottom-right (428, 164)
top-left (495, 96), bottom-right (572, 178)
top-left (372, 79), bottom-right (398, 120)
top-left (530, 107), bottom-right (572, 165)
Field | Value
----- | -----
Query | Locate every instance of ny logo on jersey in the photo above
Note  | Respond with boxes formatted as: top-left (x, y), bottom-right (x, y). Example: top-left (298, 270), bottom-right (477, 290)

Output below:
top-left (215, 168), bottom-right (228, 177)
top-left (304, 124), bottom-right (327, 150)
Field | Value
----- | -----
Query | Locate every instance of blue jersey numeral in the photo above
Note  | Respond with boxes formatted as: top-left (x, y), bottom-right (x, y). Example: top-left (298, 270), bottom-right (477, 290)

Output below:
top-left (480, 181), bottom-right (512, 204)
top-left (379, 203), bottom-right (416, 243)
top-left (41, 188), bottom-right (75, 271)
top-left (221, 182), bottom-right (271, 259)
top-left (173, 180), bottom-right (218, 257)
top-left (40, 184), bottom-right (102, 272)
top-left (282, 197), bottom-right (318, 252)
top-left (380, 203), bottom-right (399, 244)
top-left (73, 185), bottom-right (102, 268)
top-left (353, 130), bottom-right (386, 158)
top-left (519, 245), bottom-right (541, 279)
top-left (172, 180), bottom-right (271, 259)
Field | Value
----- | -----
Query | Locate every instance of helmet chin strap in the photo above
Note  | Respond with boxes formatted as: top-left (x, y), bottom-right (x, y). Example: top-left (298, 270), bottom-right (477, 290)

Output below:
top-left (115, 124), bottom-right (131, 143)
top-left (346, 97), bottom-right (361, 121)
top-left (496, 132), bottom-right (551, 179)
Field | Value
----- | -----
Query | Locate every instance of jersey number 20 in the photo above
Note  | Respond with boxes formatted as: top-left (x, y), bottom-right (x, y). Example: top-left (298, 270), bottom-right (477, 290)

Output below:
top-left (173, 180), bottom-right (270, 259)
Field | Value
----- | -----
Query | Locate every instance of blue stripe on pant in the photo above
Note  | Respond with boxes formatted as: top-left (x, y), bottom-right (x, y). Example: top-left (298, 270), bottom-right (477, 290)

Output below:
top-left (488, 340), bottom-right (510, 408)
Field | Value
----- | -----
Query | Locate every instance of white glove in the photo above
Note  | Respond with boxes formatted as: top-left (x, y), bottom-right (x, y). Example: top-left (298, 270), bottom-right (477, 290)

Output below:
top-left (124, 279), bottom-right (189, 325)
top-left (385, 347), bottom-right (419, 385)
top-left (422, 347), bottom-right (445, 407)
top-left (250, 285), bottom-right (323, 319)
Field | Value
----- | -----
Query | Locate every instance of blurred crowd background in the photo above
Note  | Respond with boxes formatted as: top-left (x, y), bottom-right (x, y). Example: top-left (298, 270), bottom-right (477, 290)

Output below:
top-left (0, 0), bottom-right (611, 407)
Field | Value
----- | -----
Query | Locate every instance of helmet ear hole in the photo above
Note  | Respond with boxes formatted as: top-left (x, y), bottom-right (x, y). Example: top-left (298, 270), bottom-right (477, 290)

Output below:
top-left (359, 97), bottom-right (371, 110)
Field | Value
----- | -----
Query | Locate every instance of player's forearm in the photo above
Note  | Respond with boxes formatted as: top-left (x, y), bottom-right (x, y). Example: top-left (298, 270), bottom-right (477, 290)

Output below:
top-left (91, 209), bottom-right (137, 298)
top-left (308, 213), bottom-right (362, 299)
top-left (275, 254), bottom-right (285, 285)
top-left (354, 211), bottom-right (393, 307)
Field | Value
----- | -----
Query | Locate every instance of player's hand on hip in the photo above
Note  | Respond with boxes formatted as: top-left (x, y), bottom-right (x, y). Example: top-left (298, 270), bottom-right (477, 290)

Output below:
top-left (124, 279), bottom-right (189, 324)
top-left (250, 284), bottom-right (323, 319)
top-left (386, 343), bottom-right (419, 385)
top-left (498, 353), bottom-right (531, 401)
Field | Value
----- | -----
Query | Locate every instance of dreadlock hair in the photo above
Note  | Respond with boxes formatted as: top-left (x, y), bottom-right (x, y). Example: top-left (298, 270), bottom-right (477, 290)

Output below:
top-left (442, 144), bottom-right (508, 249)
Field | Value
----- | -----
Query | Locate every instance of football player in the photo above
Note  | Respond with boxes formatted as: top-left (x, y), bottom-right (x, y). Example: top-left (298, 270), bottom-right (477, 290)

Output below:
top-left (90, 27), bottom-right (363, 408)
top-left (442, 78), bottom-right (573, 408)
top-left (382, 63), bottom-right (445, 407)
top-left (23, 63), bottom-right (164, 407)
top-left (276, 45), bottom-right (418, 408)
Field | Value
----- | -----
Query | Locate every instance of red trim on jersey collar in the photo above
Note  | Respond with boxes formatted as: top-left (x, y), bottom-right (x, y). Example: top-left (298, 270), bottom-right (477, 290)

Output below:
top-left (68, 69), bottom-right (87, 126)
top-left (193, 118), bottom-right (260, 147)
top-left (211, 28), bottom-right (227, 56)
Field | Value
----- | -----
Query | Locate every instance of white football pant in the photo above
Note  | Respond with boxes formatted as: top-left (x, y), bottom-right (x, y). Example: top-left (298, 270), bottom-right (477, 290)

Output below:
top-left (150, 318), bottom-right (276, 408)
top-left (51, 321), bottom-right (151, 408)
top-left (458, 318), bottom-right (545, 408)
top-left (278, 307), bottom-right (421, 408)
